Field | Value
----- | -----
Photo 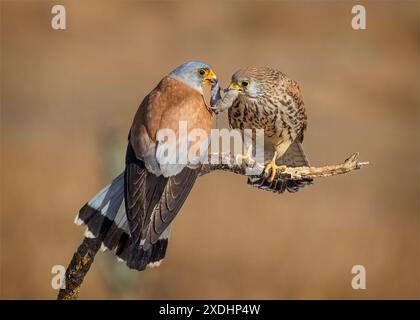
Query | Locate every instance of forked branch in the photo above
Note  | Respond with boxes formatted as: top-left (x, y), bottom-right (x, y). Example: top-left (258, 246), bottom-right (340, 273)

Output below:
top-left (200, 152), bottom-right (369, 180)
top-left (58, 152), bottom-right (368, 300)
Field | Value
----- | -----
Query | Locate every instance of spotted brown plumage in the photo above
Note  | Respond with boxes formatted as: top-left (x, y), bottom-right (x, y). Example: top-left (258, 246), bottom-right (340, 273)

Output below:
top-left (215, 67), bottom-right (312, 193)
top-left (75, 61), bottom-right (218, 270)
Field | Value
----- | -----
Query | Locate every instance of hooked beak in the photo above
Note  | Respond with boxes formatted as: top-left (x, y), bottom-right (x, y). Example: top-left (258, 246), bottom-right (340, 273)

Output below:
top-left (228, 82), bottom-right (241, 92)
top-left (203, 70), bottom-right (218, 85)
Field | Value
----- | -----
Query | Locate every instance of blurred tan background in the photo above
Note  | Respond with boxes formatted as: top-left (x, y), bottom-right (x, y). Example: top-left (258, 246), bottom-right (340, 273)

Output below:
top-left (1, 0), bottom-right (419, 299)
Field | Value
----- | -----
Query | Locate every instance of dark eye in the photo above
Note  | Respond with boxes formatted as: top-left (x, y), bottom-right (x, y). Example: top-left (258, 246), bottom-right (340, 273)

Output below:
top-left (241, 81), bottom-right (249, 87)
top-left (198, 69), bottom-right (206, 76)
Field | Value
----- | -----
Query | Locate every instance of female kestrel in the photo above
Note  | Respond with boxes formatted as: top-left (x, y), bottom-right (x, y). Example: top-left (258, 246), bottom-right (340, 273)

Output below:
top-left (75, 61), bottom-right (218, 270)
top-left (213, 67), bottom-right (312, 193)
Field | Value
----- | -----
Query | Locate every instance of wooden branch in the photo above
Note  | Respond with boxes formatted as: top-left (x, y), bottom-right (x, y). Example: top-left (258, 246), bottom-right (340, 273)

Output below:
top-left (59, 152), bottom-right (368, 299)
top-left (200, 152), bottom-right (369, 180)
top-left (57, 237), bottom-right (102, 300)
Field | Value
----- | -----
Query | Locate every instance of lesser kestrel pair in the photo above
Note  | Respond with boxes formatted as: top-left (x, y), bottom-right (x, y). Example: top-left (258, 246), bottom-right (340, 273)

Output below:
top-left (75, 61), bottom-right (311, 270)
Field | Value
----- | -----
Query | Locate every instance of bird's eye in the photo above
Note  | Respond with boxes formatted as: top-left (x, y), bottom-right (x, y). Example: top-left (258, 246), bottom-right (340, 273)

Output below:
top-left (241, 81), bottom-right (249, 87)
top-left (198, 68), bottom-right (207, 76)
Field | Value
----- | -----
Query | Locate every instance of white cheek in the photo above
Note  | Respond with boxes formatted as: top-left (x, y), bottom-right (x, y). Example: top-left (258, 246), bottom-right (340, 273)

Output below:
top-left (247, 85), bottom-right (258, 98)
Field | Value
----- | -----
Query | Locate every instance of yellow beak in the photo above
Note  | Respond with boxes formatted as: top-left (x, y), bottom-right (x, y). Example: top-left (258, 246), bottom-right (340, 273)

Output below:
top-left (228, 82), bottom-right (241, 91)
top-left (203, 70), bottom-right (217, 85)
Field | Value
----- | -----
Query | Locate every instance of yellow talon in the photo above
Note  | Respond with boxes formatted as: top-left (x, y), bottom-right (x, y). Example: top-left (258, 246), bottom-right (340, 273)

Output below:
top-left (264, 152), bottom-right (286, 182)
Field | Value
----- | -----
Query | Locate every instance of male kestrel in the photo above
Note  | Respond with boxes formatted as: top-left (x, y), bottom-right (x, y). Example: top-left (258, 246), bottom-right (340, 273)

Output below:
top-left (213, 67), bottom-right (312, 193)
top-left (75, 61), bottom-right (217, 270)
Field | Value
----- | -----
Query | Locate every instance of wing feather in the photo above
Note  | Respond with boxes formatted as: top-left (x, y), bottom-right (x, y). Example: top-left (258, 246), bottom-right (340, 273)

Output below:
top-left (143, 167), bottom-right (199, 250)
top-left (124, 141), bottom-right (167, 247)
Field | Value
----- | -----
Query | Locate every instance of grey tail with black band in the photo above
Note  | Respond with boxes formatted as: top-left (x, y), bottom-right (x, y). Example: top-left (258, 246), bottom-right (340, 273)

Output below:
top-left (74, 171), bottom-right (171, 271)
top-left (247, 140), bottom-right (313, 193)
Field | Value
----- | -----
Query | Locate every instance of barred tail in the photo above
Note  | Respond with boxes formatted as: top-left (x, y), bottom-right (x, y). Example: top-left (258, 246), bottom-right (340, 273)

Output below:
top-left (74, 172), bottom-right (170, 270)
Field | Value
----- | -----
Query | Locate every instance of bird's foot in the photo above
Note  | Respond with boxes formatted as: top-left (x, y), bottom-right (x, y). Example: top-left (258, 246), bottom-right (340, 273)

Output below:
top-left (235, 145), bottom-right (253, 166)
top-left (264, 160), bottom-right (286, 183)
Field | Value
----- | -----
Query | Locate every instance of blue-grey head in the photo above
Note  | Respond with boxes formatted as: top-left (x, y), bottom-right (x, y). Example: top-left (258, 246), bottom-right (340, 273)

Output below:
top-left (169, 60), bottom-right (218, 92)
